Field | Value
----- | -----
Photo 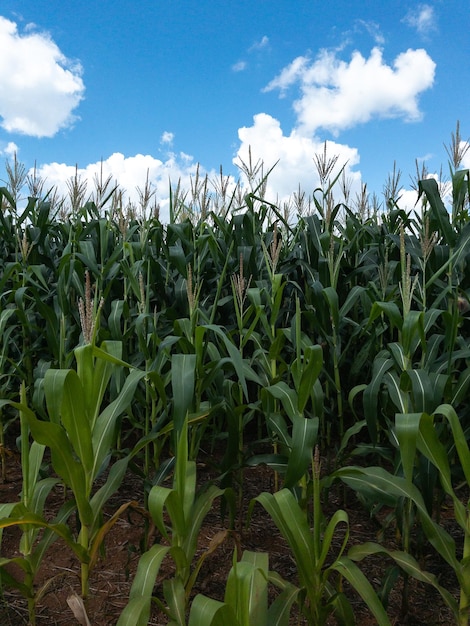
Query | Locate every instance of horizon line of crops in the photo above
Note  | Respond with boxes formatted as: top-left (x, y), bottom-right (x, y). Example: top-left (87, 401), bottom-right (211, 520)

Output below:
top-left (0, 123), bottom-right (469, 624)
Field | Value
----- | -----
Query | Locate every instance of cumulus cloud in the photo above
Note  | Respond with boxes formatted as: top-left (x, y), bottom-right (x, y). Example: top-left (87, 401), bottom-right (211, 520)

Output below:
top-left (264, 46), bottom-right (436, 135)
top-left (234, 113), bottom-right (362, 203)
top-left (0, 141), bottom-right (19, 157)
top-left (0, 16), bottom-right (84, 137)
top-left (230, 44), bottom-right (436, 209)
top-left (232, 60), bottom-right (247, 72)
top-left (160, 131), bottom-right (174, 145)
top-left (33, 150), bottom-right (212, 222)
top-left (403, 4), bottom-right (437, 36)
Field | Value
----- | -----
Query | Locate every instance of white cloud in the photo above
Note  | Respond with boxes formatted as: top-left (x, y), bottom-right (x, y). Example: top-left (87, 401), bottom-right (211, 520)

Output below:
top-left (249, 35), bottom-right (269, 52)
top-left (354, 20), bottom-right (385, 46)
top-left (234, 113), bottom-right (362, 204)
top-left (232, 60), bottom-right (247, 72)
top-left (230, 44), bottom-right (436, 209)
top-left (0, 16), bottom-right (84, 137)
top-left (459, 142), bottom-right (470, 169)
top-left (264, 46), bottom-right (436, 135)
top-left (232, 34), bottom-right (270, 73)
top-left (403, 4), bottom-right (437, 36)
top-left (0, 141), bottom-right (19, 157)
top-left (33, 151), bottom-right (207, 222)
top-left (160, 131), bottom-right (174, 145)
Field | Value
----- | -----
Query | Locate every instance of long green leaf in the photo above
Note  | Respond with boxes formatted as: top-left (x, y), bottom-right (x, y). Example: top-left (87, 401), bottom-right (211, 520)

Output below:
top-left (20, 409), bottom-right (92, 526)
top-left (348, 542), bottom-right (459, 617)
top-left (188, 594), bottom-right (238, 626)
top-left (284, 416), bottom-right (317, 488)
top-left (332, 556), bottom-right (391, 625)
top-left (91, 368), bottom-right (147, 479)
top-left (418, 178), bottom-right (456, 246)
top-left (266, 382), bottom-right (301, 421)
top-left (335, 465), bottom-right (459, 571)
top-left (172, 353), bottom-right (196, 435)
top-left (45, 369), bottom-right (94, 482)
top-left (116, 544), bottom-right (170, 626)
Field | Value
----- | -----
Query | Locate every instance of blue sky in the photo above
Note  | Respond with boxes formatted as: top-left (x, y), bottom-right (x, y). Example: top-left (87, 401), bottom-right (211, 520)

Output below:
top-left (0, 1), bottom-right (469, 220)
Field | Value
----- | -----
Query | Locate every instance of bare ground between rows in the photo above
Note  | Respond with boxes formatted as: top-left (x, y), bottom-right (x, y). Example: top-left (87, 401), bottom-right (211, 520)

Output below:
top-left (0, 442), bottom-right (460, 626)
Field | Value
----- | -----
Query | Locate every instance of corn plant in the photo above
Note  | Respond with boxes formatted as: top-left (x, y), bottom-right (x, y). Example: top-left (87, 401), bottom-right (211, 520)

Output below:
top-left (117, 418), bottom-right (230, 625)
top-left (251, 449), bottom-right (391, 625)
top-left (1, 342), bottom-right (147, 600)
top-left (187, 550), bottom-right (299, 626)
top-left (0, 385), bottom-right (76, 625)
top-left (334, 403), bottom-right (470, 625)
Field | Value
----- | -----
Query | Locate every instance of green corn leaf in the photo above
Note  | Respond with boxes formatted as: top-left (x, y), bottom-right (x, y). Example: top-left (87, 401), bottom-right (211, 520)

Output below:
top-left (0, 503), bottom-right (17, 547)
top-left (245, 453), bottom-right (288, 475)
top-left (266, 413), bottom-right (291, 451)
top-left (363, 356), bottom-right (394, 443)
top-left (318, 509), bottom-right (349, 569)
top-left (26, 441), bottom-right (47, 501)
top-left (388, 342), bottom-right (407, 371)
top-left (265, 382), bottom-right (301, 421)
top-left (116, 544), bottom-right (170, 626)
top-left (183, 484), bottom-right (224, 566)
top-left (225, 558), bottom-right (266, 626)
top-left (405, 369), bottom-right (433, 414)
top-left (284, 416), bottom-right (318, 488)
top-left (435, 404), bottom-right (470, 487)
top-left (384, 371), bottom-right (407, 414)
top-left (28, 477), bottom-right (59, 519)
top-left (452, 367), bottom-right (470, 405)
top-left (89, 457), bottom-right (129, 534)
top-left (19, 409), bottom-right (92, 526)
top-left (266, 579), bottom-right (299, 626)
top-left (339, 284), bottom-right (366, 318)
top-left (91, 368), bottom-right (147, 480)
top-left (76, 241), bottom-right (100, 275)
top-left (323, 286), bottom-right (339, 328)
top-left (203, 324), bottom-right (249, 401)
top-left (416, 413), bottom-right (467, 527)
top-left (348, 542), bottom-right (459, 617)
top-left (188, 594), bottom-right (238, 626)
top-left (241, 551), bottom-right (268, 626)
top-left (418, 178), bottom-right (456, 246)
top-left (175, 418), bottom-right (194, 524)
top-left (297, 345), bottom-right (323, 413)
top-left (335, 465), bottom-right (459, 570)
top-left (45, 369), bottom-right (94, 481)
top-left (29, 500), bottom-right (76, 572)
top-left (255, 489), bottom-right (316, 591)
top-left (148, 485), bottom-right (173, 540)
top-left (91, 341), bottom-right (130, 368)
top-left (0, 558), bottom-right (34, 597)
top-left (171, 353), bottom-right (196, 435)
top-left (401, 311), bottom-right (424, 358)
top-left (0, 506), bottom-right (88, 562)
top-left (164, 577), bottom-right (186, 626)
top-left (332, 556), bottom-right (391, 625)
top-left (83, 341), bottom-right (123, 428)
top-left (451, 169), bottom-right (470, 216)
top-left (108, 299), bottom-right (125, 338)
top-left (395, 412), bottom-right (421, 483)
top-left (43, 368), bottom-right (72, 426)
top-left (368, 302), bottom-right (403, 332)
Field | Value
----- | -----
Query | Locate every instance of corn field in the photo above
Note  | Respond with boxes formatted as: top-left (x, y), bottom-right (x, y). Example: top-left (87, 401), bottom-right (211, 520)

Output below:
top-left (0, 132), bottom-right (470, 625)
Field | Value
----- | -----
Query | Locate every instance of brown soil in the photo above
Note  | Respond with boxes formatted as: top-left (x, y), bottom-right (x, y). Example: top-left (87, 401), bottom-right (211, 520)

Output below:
top-left (0, 440), bottom-right (459, 626)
